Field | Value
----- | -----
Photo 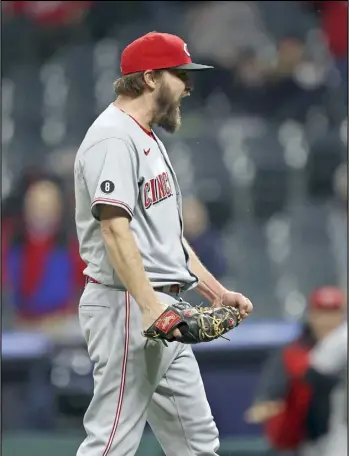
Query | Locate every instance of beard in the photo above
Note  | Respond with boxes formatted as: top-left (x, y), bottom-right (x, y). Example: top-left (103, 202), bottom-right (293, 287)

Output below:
top-left (153, 82), bottom-right (181, 134)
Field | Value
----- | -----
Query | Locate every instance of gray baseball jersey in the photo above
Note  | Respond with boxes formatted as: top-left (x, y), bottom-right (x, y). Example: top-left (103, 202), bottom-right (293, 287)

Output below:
top-left (74, 103), bottom-right (198, 289)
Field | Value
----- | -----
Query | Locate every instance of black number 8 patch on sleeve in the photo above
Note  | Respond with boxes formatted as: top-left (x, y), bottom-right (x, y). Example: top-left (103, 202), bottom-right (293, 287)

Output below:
top-left (100, 180), bottom-right (115, 194)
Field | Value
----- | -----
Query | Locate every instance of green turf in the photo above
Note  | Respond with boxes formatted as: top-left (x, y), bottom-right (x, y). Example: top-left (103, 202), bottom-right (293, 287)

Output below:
top-left (2, 432), bottom-right (269, 456)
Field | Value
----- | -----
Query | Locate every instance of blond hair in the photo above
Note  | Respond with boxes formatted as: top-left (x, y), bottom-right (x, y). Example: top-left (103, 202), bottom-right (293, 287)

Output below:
top-left (113, 70), bottom-right (163, 97)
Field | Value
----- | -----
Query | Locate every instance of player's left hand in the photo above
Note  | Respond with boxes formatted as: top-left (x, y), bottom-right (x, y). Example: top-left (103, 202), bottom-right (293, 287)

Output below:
top-left (143, 300), bottom-right (242, 345)
top-left (213, 291), bottom-right (253, 318)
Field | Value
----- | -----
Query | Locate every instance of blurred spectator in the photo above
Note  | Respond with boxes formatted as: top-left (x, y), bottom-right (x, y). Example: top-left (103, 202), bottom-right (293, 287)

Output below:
top-left (182, 196), bottom-right (228, 279)
top-left (245, 286), bottom-right (346, 456)
top-left (235, 48), bottom-right (266, 87)
top-left (186, 1), bottom-right (274, 69)
top-left (309, 319), bottom-right (347, 456)
top-left (2, 167), bottom-right (46, 289)
top-left (2, 167), bottom-right (78, 287)
top-left (265, 37), bottom-right (305, 82)
top-left (4, 178), bottom-right (85, 336)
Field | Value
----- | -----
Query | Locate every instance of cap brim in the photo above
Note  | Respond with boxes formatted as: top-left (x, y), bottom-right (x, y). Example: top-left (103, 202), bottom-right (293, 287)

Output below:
top-left (171, 63), bottom-right (214, 71)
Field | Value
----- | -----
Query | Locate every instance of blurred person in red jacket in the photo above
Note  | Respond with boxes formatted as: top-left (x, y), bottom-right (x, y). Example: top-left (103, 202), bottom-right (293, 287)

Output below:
top-left (245, 286), bottom-right (346, 456)
top-left (4, 177), bottom-right (85, 338)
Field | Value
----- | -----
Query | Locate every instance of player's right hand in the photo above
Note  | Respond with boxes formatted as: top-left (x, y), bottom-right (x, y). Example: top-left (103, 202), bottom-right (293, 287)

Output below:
top-left (141, 303), bottom-right (182, 340)
top-left (244, 400), bottom-right (285, 424)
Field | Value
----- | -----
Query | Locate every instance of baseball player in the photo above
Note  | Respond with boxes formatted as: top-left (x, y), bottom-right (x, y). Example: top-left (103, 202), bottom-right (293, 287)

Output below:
top-left (74, 31), bottom-right (253, 456)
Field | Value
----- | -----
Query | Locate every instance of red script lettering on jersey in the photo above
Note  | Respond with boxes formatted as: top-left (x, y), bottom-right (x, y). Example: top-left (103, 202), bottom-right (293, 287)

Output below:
top-left (144, 172), bottom-right (174, 209)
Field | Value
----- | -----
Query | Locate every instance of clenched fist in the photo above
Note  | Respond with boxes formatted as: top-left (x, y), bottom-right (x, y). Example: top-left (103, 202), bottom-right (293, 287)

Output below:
top-left (213, 290), bottom-right (253, 318)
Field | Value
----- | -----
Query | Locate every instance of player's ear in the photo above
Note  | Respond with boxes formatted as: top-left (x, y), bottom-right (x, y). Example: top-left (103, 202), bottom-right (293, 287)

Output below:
top-left (143, 70), bottom-right (162, 91)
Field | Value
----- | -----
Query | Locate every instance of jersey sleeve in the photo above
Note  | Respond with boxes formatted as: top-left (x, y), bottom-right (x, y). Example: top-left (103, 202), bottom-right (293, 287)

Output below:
top-left (82, 138), bottom-right (139, 221)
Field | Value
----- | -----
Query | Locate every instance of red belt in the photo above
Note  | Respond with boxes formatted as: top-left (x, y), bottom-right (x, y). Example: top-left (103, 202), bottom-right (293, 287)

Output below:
top-left (86, 276), bottom-right (100, 285)
top-left (155, 284), bottom-right (182, 293)
top-left (85, 276), bottom-right (182, 294)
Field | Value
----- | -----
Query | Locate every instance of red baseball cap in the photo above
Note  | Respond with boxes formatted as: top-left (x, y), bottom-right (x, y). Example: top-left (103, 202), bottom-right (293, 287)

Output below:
top-left (120, 32), bottom-right (214, 76)
top-left (309, 286), bottom-right (346, 310)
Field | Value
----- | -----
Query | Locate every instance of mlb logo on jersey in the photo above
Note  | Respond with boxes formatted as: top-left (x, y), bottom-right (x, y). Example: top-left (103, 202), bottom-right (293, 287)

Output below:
top-left (144, 171), bottom-right (173, 209)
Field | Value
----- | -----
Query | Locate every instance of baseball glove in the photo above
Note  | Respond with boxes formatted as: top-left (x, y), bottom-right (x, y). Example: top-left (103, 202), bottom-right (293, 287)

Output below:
top-left (143, 300), bottom-right (242, 345)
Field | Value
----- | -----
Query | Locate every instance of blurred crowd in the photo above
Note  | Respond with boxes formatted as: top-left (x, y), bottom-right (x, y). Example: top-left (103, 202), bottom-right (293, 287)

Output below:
top-left (2, 1), bottom-right (347, 327)
top-left (2, 0), bottom-right (347, 334)
top-left (1, 2), bottom-right (347, 453)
